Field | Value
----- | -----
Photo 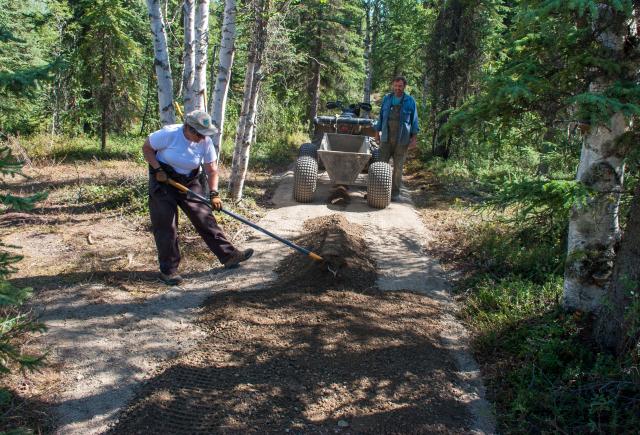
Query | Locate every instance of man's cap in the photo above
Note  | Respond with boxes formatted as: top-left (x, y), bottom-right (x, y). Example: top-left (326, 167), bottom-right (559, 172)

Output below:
top-left (185, 110), bottom-right (218, 136)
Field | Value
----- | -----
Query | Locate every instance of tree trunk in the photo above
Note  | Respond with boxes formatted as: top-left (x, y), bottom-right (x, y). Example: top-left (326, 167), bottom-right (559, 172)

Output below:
top-left (421, 73), bottom-right (429, 110)
top-left (101, 108), bottom-right (107, 151)
top-left (563, 112), bottom-right (627, 312)
top-left (595, 181), bottom-right (640, 353)
top-left (229, 0), bottom-right (269, 201)
top-left (308, 57), bottom-right (321, 132)
top-left (362, 0), bottom-right (373, 115)
top-left (563, 6), bottom-right (631, 313)
top-left (182, 0), bottom-right (196, 113)
top-left (306, 5), bottom-right (323, 132)
top-left (193, 0), bottom-right (210, 111)
top-left (210, 0), bottom-right (236, 154)
top-left (146, 0), bottom-right (175, 125)
top-left (208, 43), bottom-right (219, 112)
top-left (140, 69), bottom-right (153, 135)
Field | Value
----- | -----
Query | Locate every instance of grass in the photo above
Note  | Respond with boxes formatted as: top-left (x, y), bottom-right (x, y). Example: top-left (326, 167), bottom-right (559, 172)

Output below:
top-left (74, 179), bottom-right (149, 215)
top-left (218, 130), bottom-right (307, 170)
top-left (416, 155), bottom-right (640, 434)
top-left (14, 133), bottom-right (145, 163)
top-left (17, 130), bottom-right (306, 171)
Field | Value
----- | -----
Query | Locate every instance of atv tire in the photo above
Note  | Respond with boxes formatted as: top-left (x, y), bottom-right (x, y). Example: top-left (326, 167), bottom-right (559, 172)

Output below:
top-left (370, 147), bottom-right (381, 163)
top-left (367, 161), bottom-right (392, 209)
top-left (293, 155), bottom-right (318, 203)
top-left (298, 142), bottom-right (318, 160)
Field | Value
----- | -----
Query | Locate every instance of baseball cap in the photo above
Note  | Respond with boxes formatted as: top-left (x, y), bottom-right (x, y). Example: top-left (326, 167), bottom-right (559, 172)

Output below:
top-left (185, 110), bottom-right (218, 136)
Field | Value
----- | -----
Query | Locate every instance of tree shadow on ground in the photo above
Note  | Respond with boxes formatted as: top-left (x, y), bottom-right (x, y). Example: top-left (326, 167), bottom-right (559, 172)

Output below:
top-left (0, 390), bottom-right (55, 434)
top-left (107, 281), bottom-right (474, 434)
top-left (8, 268), bottom-right (219, 296)
top-left (43, 148), bottom-right (141, 163)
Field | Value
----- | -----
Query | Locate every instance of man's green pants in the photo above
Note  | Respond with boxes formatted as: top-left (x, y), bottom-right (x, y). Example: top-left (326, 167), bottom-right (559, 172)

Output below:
top-left (379, 139), bottom-right (407, 196)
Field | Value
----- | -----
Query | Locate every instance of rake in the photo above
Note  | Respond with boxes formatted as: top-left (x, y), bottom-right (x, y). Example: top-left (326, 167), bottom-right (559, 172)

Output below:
top-left (166, 179), bottom-right (337, 276)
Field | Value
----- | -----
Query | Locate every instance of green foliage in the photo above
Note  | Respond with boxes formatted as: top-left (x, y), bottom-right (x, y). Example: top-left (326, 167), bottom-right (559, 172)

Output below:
top-left (572, 82), bottom-right (640, 126)
top-left (288, 0), bottom-right (366, 113)
top-left (467, 222), bottom-right (565, 282)
top-left (0, 144), bottom-right (46, 376)
top-left (459, 211), bottom-right (639, 433)
top-left (0, 0), bottom-right (69, 133)
top-left (76, 179), bottom-right (148, 215)
top-left (463, 276), bottom-right (563, 346)
top-left (444, 0), bottom-right (639, 163)
top-left (482, 177), bottom-right (592, 230)
top-left (17, 133), bottom-right (144, 162)
top-left (70, 0), bottom-right (145, 148)
top-left (425, 0), bottom-right (504, 156)
top-left (465, 276), bottom-right (640, 433)
top-left (371, 0), bottom-right (433, 91)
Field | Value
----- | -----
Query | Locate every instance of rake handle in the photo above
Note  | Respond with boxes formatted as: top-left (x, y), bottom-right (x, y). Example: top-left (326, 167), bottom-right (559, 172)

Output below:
top-left (166, 179), bottom-right (324, 262)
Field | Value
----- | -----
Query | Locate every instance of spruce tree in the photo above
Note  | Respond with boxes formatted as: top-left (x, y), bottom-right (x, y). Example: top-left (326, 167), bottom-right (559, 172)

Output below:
top-left (0, 23), bottom-right (48, 386)
top-left (73, 0), bottom-right (144, 150)
top-left (0, 1), bottom-right (64, 133)
top-left (0, 145), bottom-right (46, 375)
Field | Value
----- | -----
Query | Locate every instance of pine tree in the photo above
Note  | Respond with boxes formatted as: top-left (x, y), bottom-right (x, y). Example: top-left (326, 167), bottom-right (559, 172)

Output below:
top-left (288, 0), bottom-right (365, 127)
top-left (73, 0), bottom-right (144, 150)
top-left (425, 0), bottom-right (502, 157)
top-left (0, 1), bottom-right (65, 133)
top-left (0, 146), bottom-right (46, 375)
top-left (0, 21), bottom-right (48, 381)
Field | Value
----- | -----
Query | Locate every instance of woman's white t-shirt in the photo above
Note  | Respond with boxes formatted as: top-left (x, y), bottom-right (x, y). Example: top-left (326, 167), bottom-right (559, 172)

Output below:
top-left (148, 124), bottom-right (217, 175)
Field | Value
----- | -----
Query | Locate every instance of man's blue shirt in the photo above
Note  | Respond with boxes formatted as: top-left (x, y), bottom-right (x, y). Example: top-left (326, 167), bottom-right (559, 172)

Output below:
top-left (375, 92), bottom-right (420, 146)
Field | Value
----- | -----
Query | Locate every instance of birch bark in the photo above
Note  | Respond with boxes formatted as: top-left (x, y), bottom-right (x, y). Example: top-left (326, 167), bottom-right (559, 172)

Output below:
top-left (307, 8), bottom-right (322, 132)
top-left (146, 0), bottom-right (175, 125)
top-left (362, 0), bottom-right (373, 115)
top-left (229, 0), bottom-right (269, 201)
top-left (193, 0), bottom-right (210, 111)
top-left (595, 181), bottom-right (640, 353)
top-left (563, 6), bottom-right (632, 312)
top-left (210, 0), bottom-right (237, 153)
top-left (183, 0), bottom-right (196, 113)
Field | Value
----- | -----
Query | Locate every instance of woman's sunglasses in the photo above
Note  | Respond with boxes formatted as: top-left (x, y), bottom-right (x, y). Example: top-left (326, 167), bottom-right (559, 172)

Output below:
top-left (188, 125), bottom-right (205, 140)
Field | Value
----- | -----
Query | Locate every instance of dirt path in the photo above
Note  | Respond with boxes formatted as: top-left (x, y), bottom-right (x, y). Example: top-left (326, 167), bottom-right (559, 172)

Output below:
top-left (7, 170), bottom-right (494, 433)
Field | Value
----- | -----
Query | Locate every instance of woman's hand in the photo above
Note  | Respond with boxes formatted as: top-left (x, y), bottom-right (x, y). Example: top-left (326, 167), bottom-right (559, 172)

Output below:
top-left (210, 191), bottom-right (223, 211)
top-left (155, 169), bottom-right (168, 183)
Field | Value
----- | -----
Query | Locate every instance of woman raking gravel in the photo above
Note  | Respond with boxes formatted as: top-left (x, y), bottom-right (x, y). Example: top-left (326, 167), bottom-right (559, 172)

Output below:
top-left (142, 110), bottom-right (253, 285)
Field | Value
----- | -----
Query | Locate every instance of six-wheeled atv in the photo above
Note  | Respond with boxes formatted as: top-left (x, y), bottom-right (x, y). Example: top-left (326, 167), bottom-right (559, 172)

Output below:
top-left (293, 101), bottom-right (392, 209)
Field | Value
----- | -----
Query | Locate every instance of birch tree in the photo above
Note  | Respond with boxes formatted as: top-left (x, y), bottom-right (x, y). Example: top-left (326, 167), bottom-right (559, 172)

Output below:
top-left (146, 0), bottom-right (175, 125)
top-left (563, 5), bottom-right (636, 313)
top-left (596, 180), bottom-right (640, 353)
top-left (182, 0), bottom-right (196, 113)
top-left (193, 0), bottom-right (210, 111)
top-left (307, 6), bottom-right (322, 131)
top-left (210, 0), bottom-right (236, 153)
top-left (362, 0), bottom-right (374, 114)
top-left (229, 0), bottom-right (269, 201)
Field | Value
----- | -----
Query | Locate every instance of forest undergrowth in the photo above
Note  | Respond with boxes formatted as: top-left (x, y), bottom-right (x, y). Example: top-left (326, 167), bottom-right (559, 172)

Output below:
top-left (409, 151), bottom-right (640, 434)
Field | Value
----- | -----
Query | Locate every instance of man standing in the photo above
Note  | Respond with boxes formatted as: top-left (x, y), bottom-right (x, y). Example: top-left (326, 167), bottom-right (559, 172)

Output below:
top-left (142, 110), bottom-right (253, 285)
top-left (375, 76), bottom-right (419, 200)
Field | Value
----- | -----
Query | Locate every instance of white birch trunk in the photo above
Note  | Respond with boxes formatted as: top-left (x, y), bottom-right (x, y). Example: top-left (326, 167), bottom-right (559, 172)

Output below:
top-left (362, 0), bottom-right (373, 114)
top-left (210, 0), bottom-right (236, 153)
top-left (183, 0), bottom-right (196, 113)
top-left (563, 5), bottom-right (631, 312)
top-left (193, 0), bottom-right (210, 111)
top-left (246, 69), bottom-right (262, 146)
top-left (146, 0), bottom-right (175, 125)
top-left (229, 58), bottom-right (256, 199)
top-left (563, 111), bottom-right (627, 311)
top-left (229, 0), bottom-right (269, 201)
